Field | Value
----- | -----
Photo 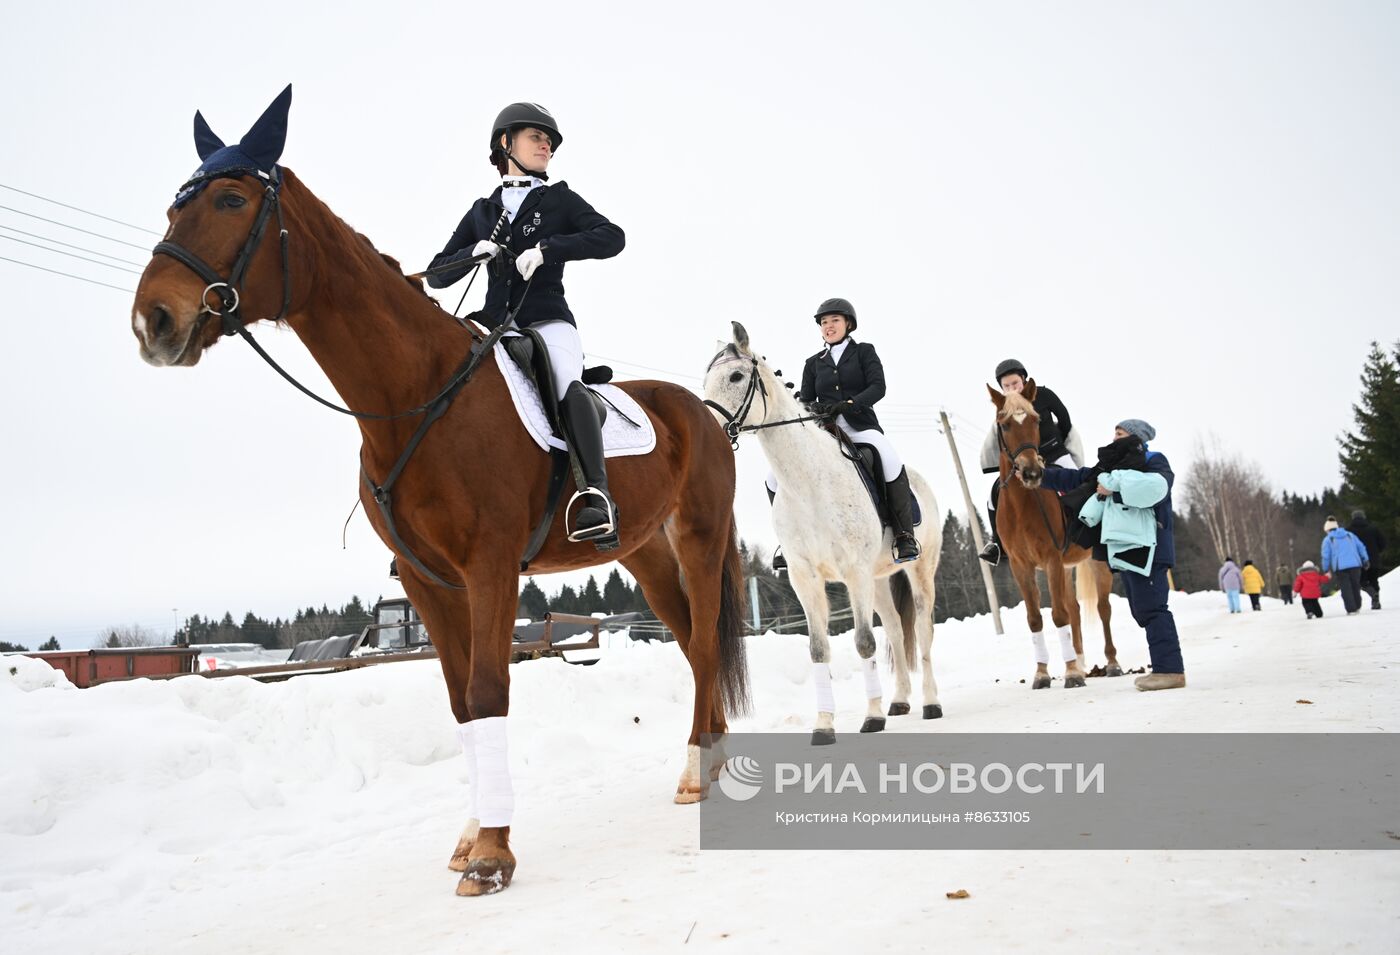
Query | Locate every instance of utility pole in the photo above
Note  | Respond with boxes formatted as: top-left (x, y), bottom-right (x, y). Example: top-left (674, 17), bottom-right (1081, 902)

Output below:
top-left (939, 410), bottom-right (1004, 634)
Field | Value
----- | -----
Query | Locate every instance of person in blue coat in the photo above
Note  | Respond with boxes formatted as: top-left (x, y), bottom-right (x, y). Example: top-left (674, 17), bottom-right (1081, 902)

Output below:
top-left (1039, 418), bottom-right (1185, 691)
top-left (1321, 516), bottom-right (1370, 615)
top-left (424, 103), bottom-right (625, 545)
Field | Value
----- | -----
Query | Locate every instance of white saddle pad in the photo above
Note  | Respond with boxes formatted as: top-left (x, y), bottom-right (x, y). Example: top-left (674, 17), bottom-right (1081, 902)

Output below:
top-left (494, 343), bottom-right (656, 457)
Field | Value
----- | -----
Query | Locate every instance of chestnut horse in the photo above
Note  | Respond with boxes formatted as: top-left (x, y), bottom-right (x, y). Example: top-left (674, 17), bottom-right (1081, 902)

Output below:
top-left (988, 381), bottom-right (1120, 688)
top-left (130, 90), bottom-right (749, 896)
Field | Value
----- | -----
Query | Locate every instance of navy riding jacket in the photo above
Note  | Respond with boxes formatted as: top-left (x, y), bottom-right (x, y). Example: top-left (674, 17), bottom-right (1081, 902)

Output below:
top-left (799, 338), bottom-right (887, 433)
top-left (425, 181), bottom-right (624, 329)
top-left (1040, 450), bottom-right (1177, 567)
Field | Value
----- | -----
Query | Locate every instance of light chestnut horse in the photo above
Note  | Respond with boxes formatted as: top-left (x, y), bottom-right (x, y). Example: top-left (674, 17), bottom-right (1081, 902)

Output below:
top-left (129, 88), bottom-right (749, 896)
top-left (988, 381), bottom-right (1120, 688)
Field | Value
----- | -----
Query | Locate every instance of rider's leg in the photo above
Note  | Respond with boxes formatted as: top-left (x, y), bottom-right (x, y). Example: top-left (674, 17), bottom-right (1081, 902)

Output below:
top-left (979, 481), bottom-right (1003, 565)
top-left (538, 321), bottom-right (617, 543)
top-left (764, 472), bottom-right (786, 571)
top-left (838, 423), bottom-right (919, 561)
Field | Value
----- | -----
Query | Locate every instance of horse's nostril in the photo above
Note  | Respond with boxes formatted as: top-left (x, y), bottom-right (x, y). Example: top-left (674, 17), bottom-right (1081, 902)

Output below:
top-left (152, 305), bottom-right (174, 341)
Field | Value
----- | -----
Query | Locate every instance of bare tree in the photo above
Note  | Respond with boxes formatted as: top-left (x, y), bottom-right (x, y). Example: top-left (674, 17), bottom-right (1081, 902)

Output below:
top-left (1182, 436), bottom-right (1289, 577)
top-left (102, 624), bottom-right (158, 648)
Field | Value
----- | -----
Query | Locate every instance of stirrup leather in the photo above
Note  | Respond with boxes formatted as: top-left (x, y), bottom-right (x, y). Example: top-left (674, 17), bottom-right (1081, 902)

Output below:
top-left (565, 486), bottom-right (618, 543)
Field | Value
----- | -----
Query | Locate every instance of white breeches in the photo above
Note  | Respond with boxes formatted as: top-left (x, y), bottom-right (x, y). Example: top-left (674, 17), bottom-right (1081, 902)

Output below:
top-left (767, 420), bottom-right (905, 493)
top-left (530, 319), bottom-right (584, 397)
top-left (836, 418), bottom-right (903, 482)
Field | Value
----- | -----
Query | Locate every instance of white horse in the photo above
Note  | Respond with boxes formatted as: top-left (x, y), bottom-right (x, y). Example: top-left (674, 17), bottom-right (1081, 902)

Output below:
top-left (703, 322), bottom-right (942, 744)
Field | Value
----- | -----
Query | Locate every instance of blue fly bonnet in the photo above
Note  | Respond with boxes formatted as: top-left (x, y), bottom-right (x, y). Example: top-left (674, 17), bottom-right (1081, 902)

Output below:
top-left (174, 84), bottom-right (292, 207)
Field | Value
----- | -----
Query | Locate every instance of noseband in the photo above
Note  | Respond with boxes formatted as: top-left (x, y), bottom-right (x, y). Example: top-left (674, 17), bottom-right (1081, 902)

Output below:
top-left (996, 417), bottom-right (1043, 486)
top-left (703, 353), bottom-right (769, 447)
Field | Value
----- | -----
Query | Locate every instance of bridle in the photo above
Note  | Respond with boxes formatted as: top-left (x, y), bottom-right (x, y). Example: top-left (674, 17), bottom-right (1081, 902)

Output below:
top-left (702, 350), bottom-right (833, 450)
top-left (996, 411), bottom-right (1070, 554)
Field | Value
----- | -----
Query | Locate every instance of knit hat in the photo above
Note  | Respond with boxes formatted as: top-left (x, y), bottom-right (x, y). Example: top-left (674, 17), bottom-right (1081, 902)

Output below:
top-left (1352, 508), bottom-right (1366, 520)
top-left (1301, 560), bottom-right (1317, 571)
top-left (1116, 418), bottom-right (1156, 443)
top-left (1324, 516), bottom-right (1339, 532)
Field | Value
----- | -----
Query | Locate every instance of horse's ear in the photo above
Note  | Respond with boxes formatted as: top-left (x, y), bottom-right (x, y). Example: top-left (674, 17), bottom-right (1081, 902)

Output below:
top-left (238, 84), bottom-right (293, 170)
top-left (987, 383), bottom-right (1006, 408)
top-left (731, 320), bottom-right (751, 354)
top-left (193, 111), bottom-right (225, 160)
top-left (1023, 377), bottom-right (1038, 402)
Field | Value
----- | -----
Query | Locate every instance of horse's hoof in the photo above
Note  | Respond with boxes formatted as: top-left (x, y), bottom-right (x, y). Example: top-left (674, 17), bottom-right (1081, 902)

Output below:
top-left (1064, 673), bottom-right (1086, 689)
top-left (888, 702), bottom-right (911, 716)
top-left (456, 858), bottom-right (516, 897)
top-left (811, 728), bottom-right (837, 746)
top-left (674, 783), bottom-right (707, 804)
top-left (448, 851), bottom-right (470, 873)
top-left (1105, 664), bottom-right (1124, 678)
top-left (922, 704), bottom-right (943, 720)
top-left (859, 717), bottom-right (886, 734)
top-left (1032, 675), bottom-right (1053, 690)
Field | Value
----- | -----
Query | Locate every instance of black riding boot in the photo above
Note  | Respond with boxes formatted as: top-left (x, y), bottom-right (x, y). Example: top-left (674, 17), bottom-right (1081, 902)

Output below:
top-left (978, 506), bottom-right (1003, 565)
top-left (765, 484), bottom-right (787, 572)
top-left (885, 468), bottom-right (921, 563)
top-left (558, 382), bottom-right (619, 548)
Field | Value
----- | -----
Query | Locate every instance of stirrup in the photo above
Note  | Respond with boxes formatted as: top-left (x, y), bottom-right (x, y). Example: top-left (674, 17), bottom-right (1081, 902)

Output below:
top-left (565, 487), bottom-right (618, 544)
top-left (978, 542), bottom-right (1001, 566)
top-left (772, 546), bottom-right (787, 573)
top-left (892, 534), bottom-right (921, 564)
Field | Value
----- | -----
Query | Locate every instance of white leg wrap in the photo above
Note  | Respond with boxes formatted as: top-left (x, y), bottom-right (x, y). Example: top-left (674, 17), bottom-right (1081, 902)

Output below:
top-left (1031, 630), bottom-right (1050, 665)
top-left (455, 720), bottom-right (479, 819)
top-left (861, 655), bottom-right (882, 700)
top-left (1058, 625), bottom-right (1077, 663)
top-left (471, 716), bottom-right (514, 828)
top-left (813, 662), bottom-right (835, 714)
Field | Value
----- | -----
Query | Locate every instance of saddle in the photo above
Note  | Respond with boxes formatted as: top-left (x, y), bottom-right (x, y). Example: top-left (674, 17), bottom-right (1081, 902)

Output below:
top-left (821, 421), bottom-right (922, 531)
top-left (502, 327), bottom-right (613, 432)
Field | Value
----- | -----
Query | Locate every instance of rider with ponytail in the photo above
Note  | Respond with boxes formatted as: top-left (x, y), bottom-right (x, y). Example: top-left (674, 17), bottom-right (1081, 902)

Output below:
top-left (425, 103), bottom-right (625, 545)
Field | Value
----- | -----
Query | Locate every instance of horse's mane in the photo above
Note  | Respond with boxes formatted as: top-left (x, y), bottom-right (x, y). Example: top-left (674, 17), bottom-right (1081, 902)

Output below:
top-left (355, 232), bottom-right (442, 308)
top-left (998, 391), bottom-right (1039, 422)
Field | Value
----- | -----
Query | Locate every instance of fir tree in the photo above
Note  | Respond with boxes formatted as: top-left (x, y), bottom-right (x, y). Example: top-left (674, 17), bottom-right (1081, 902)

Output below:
top-left (602, 569), bottom-right (631, 613)
top-left (40, 636), bottom-right (61, 651)
top-left (1339, 340), bottom-right (1400, 559)
top-left (518, 578), bottom-right (549, 619)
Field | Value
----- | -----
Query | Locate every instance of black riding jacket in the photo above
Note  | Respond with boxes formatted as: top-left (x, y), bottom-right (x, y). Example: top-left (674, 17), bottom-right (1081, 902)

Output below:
top-left (799, 338), bottom-right (887, 433)
top-left (425, 181), bottom-right (624, 329)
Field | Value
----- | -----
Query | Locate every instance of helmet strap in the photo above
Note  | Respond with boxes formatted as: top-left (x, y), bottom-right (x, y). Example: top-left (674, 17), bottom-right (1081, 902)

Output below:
top-left (503, 130), bottom-right (550, 181)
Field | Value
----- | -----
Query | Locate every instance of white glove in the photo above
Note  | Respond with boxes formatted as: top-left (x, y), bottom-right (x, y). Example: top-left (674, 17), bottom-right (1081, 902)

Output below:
top-left (471, 240), bottom-right (500, 260)
top-left (516, 246), bottom-right (544, 280)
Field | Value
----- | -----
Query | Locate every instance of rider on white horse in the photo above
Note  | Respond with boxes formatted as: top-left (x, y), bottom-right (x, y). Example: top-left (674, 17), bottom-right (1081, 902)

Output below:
top-left (767, 298), bottom-right (920, 565)
top-left (978, 358), bottom-right (1080, 566)
top-left (424, 102), bottom-right (625, 545)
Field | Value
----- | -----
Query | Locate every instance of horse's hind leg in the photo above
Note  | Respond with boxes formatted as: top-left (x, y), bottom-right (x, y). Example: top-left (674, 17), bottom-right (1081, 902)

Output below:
top-left (873, 582), bottom-right (912, 716)
top-left (847, 573), bottom-right (886, 734)
top-left (787, 562), bottom-right (836, 745)
top-left (1048, 564), bottom-right (1087, 689)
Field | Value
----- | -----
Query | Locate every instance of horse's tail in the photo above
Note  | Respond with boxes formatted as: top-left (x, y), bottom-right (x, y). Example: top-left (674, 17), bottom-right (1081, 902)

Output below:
top-left (887, 569), bottom-right (919, 673)
top-left (1075, 560), bottom-right (1099, 608)
top-left (717, 520), bottom-right (753, 718)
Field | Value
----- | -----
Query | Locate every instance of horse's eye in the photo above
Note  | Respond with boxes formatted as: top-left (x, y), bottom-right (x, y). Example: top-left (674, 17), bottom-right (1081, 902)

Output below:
top-left (217, 193), bottom-right (247, 210)
top-left (999, 422), bottom-right (1010, 431)
top-left (729, 371), bottom-right (744, 383)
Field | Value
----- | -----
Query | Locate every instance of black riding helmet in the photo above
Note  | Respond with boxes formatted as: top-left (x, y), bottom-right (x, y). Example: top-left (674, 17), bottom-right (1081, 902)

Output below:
top-left (813, 297), bottom-right (858, 332)
top-left (489, 102), bottom-right (562, 178)
top-left (995, 358), bottom-right (1028, 383)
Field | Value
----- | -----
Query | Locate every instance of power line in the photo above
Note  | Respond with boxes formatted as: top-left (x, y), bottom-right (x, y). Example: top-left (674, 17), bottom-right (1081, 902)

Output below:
top-left (0, 182), bottom-right (163, 236)
top-left (0, 254), bottom-right (135, 293)
top-left (0, 204), bottom-right (152, 250)
top-left (0, 233), bottom-right (144, 274)
top-left (0, 223), bottom-right (147, 266)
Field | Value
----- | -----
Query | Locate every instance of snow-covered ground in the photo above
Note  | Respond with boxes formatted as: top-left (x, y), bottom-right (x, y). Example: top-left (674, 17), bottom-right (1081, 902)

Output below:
top-left (3, 574), bottom-right (1398, 954)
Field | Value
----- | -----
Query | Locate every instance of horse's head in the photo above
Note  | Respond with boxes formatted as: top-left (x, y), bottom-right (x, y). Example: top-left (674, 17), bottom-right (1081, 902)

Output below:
top-left (988, 377), bottom-right (1045, 487)
top-left (702, 320), bottom-right (783, 435)
top-left (132, 86), bottom-right (294, 367)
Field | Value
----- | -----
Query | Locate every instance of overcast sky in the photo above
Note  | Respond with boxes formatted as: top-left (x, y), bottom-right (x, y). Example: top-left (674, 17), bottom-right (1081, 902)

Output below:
top-left (2, 1), bottom-right (1395, 647)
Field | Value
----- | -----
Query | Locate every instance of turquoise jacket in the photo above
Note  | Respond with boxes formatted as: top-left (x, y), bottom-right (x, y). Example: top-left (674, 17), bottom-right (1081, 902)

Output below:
top-left (1077, 469), bottom-right (1169, 575)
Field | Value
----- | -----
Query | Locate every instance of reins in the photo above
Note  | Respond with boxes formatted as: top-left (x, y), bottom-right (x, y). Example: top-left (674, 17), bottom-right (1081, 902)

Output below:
top-left (997, 419), bottom-right (1071, 555)
top-left (703, 354), bottom-right (828, 449)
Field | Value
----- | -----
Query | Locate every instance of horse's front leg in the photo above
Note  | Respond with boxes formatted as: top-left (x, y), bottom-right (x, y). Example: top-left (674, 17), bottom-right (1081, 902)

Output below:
top-left (788, 563), bottom-right (836, 745)
top-left (846, 573), bottom-right (886, 733)
top-left (1008, 555), bottom-right (1051, 688)
top-left (455, 564), bottom-right (520, 897)
top-left (1048, 564), bottom-right (1087, 689)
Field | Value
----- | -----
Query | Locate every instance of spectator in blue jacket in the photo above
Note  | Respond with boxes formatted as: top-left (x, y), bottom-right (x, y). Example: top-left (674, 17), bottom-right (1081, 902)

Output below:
top-left (1040, 418), bottom-right (1185, 691)
top-left (1321, 516), bottom-right (1370, 615)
